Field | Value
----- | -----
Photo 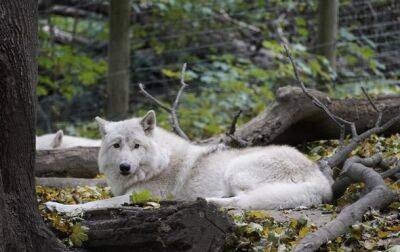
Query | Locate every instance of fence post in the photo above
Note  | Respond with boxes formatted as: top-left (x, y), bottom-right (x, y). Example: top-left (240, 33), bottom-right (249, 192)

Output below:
top-left (317, 0), bottom-right (339, 69)
top-left (106, 0), bottom-right (131, 120)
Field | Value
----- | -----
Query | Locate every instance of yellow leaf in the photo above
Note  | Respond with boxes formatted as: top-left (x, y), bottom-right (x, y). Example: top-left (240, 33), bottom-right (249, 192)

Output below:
top-left (246, 210), bottom-right (270, 219)
top-left (378, 230), bottom-right (389, 239)
top-left (298, 227), bottom-right (310, 238)
top-left (289, 218), bottom-right (298, 229)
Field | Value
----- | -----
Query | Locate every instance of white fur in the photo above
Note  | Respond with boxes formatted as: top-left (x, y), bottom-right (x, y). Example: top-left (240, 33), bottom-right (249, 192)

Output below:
top-left (45, 111), bottom-right (332, 213)
top-left (36, 130), bottom-right (101, 150)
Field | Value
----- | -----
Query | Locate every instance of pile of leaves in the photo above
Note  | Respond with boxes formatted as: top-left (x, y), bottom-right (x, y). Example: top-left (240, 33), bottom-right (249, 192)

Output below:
top-left (37, 134), bottom-right (400, 250)
top-left (36, 185), bottom-right (112, 247)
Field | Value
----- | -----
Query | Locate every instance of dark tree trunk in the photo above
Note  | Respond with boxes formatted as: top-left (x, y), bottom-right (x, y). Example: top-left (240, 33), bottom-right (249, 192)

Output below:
top-left (0, 1), bottom-right (66, 251)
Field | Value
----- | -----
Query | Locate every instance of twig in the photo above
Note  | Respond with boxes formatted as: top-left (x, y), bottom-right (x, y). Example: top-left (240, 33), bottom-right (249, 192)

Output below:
top-left (138, 83), bottom-right (171, 112)
top-left (283, 44), bottom-right (400, 169)
top-left (228, 110), bottom-right (242, 135)
top-left (361, 86), bottom-right (383, 126)
top-left (225, 110), bottom-right (249, 148)
top-left (284, 43), bottom-right (400, 252)
top-left (294, 156), bottom-right (397, 252)
top-left (381, 162), bottom-right (400, 179)
top-left (138, 63), bottom-right (190, 141)
top-left (283, 44), bottom-right (357, 144)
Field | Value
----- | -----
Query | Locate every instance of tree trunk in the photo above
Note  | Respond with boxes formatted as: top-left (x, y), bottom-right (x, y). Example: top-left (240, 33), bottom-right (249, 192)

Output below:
top-left (0, 1), bottom-right (65, 251)
top-left (106, 0), bottom-right (130, 120)
top-left (36, 147), bottom-right (100, 178)
top-left (207, 86), bottom-right (400, 146)
top-left (317, 0), bottom-right (338, 68)
top-left (82, 199), bottom-right (234, 252)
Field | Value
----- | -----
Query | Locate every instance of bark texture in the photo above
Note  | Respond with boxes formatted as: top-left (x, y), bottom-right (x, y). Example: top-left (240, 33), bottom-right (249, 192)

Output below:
top-left (0, 1), bottom-right (65, 251)
top-left (106, 0), bottom-right (130, 120)
top-left (81, 199), bottom-right (234, 252)
top-left (208, 86), bottom-right (400, 146)
top-left (36, 147), bottom-right (99, 178)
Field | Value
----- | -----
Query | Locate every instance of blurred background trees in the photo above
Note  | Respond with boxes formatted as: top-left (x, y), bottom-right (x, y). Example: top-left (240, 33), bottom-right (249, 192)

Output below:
top-left (37, 0), bottom-right (400, 139)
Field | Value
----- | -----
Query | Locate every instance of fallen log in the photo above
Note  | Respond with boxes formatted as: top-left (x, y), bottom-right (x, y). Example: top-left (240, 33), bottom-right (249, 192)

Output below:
top-left (206, 86), bottom-right (400, 146)
top-left (36, 147), bottom-right (99, 178)
top-left (81, 199), bottom-right (234, 252)
top-left (36, 177), bottom-right (107, 188)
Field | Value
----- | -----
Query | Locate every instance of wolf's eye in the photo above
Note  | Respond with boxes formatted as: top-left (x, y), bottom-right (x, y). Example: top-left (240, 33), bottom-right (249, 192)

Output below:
top-left (113, 143), bottom-right (120, 149)
top-left (134, 143), bottom-right (140, 149)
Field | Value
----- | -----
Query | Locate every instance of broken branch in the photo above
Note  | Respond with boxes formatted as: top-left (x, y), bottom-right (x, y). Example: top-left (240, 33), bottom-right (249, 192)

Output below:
top-left (138, 63), bottom-right (189, 141)
top-left (294, 156), bottom-right (397, 252)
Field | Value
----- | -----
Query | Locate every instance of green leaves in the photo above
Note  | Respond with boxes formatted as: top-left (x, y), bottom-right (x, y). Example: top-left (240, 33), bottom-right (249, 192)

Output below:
top-left (69, 223), bottom-right (89, 247)
top-left (130, 190), bottom-right (160, 205)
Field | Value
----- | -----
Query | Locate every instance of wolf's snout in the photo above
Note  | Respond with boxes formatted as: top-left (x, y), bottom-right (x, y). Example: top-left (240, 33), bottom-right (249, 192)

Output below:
top-left (119, 162), bottom-right (131, 175)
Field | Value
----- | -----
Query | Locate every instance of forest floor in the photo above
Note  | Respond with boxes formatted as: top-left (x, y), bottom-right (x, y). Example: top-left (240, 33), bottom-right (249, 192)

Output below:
top-left (36, 134), bottom-right (400, 251)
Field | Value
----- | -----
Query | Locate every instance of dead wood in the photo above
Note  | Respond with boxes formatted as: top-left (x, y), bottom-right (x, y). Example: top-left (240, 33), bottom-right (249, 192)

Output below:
top-left (283, 45), bottom-right (399, 252)
top-left (81, 198), bottom-right (234, 252)
top-left (205, 86), bottom-right (400, 147)
top-left (36, 177), bottom-right (106, 188)
top-left (36, 147), bottom-right (99, 178)
top-left (139, 63), bottom-right (190, 141)
top-left (294, 157), bottom-right (397, 252)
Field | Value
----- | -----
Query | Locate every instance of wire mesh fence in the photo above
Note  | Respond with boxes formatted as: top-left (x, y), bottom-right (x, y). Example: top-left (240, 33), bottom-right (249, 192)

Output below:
top-left (37, 0), bottom-right (400, 132)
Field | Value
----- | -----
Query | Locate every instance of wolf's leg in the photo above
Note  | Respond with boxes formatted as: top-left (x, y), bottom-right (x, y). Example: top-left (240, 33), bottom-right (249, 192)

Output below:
top-left (207, 182), bottom-right (331, 210)
top-left (45, 194), bottom-right (130, 214)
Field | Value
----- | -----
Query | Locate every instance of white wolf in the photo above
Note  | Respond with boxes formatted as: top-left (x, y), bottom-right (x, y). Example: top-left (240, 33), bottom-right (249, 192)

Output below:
top-left (45, 110), bottom-right (332, 213)
top-left (36, 130), bottom-right (101, 150)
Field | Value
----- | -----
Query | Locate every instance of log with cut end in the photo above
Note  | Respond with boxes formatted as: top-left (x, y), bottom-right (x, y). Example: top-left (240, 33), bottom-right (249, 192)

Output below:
top-left (207, 86), bottom-right (400, 146)
top-left (81, 199), bottom-right (234, 251)
top-left (36, 147), bottom-right (100, 178)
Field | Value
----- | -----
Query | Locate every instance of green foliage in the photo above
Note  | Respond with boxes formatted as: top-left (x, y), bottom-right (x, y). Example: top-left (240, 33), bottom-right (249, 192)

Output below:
top-left (37, 0), bottom-right (399, 138)
top-left (69, 223), bottom-right (89, 247)
top-left (130, 190), bottom-right (160, 204)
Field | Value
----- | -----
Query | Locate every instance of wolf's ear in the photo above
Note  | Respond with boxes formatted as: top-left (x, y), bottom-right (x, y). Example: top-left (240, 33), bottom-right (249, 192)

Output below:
top-left (95, 116), bottom-right (108, 136)
top-left (51, 130), bottom-right (63, 148)
top-left (140, 110), bottom-right (156, 135)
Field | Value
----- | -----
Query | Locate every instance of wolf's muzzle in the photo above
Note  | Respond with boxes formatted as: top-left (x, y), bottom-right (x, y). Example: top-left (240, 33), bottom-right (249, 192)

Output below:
top-left (119, 162), bottom-right (131, 176)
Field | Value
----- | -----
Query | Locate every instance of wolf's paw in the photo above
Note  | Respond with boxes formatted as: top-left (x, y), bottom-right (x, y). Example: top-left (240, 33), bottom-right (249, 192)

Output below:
top-left (45, 202), bottom-right (83, 216)
top-left (206, 197), bottom-right (236, 208)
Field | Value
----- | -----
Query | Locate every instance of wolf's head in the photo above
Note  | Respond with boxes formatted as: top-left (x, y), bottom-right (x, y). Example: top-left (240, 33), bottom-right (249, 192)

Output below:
top-left (95, 111), bottom-right (170, 190)
top-left (36, 130), bottom-right (64, 150)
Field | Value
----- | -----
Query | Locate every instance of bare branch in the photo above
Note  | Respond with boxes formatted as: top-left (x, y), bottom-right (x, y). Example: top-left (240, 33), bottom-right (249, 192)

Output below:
top-left (138, 64), bottom-right (190, 141)
top-left (228, 110), bottom-right (242, 135)
top-left (138, 83), bottom-right (172, 113)
top-left (361, 86), bottom-right (384, 126)
top-left (223, 110), bottom-right (249, 148)
top-left (361, 87), bottom-right (379, 112)
top-left (326, 113), bottom-right (400, 168)
top-left (295, 156), bottom-right (397, 252)
top-left (283, 44), bottom-right (358, 142)
top-left (283, 44), bottom-right (400, 169)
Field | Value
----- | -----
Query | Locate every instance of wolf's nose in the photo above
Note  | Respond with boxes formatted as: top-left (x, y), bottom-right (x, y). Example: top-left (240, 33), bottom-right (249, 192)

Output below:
top-left (119, 163), bottom-right (131, 173)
